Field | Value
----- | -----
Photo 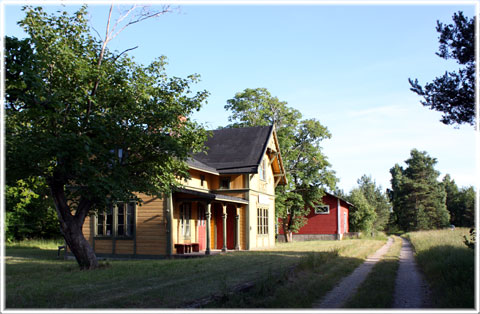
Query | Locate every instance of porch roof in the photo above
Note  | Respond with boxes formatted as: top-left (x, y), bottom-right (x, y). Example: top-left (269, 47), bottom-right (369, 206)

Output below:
top-left (174, 187), bottom-right (249, 205)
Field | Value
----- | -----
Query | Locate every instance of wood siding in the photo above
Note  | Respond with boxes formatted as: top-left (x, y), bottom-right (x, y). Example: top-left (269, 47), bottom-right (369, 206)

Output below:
top-left (135, 193), bottom-right (167, 255)
top-left (278, 194), bottom-right (350, 236)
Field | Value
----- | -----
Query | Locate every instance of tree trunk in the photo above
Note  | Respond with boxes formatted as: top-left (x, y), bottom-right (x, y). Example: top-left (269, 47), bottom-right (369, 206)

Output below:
top-left (282, 217), bottom-right (290, 243)
top-left (49, 177), bottom-right (98, 270)
top-left (60, 217), bottom-right (98, 270)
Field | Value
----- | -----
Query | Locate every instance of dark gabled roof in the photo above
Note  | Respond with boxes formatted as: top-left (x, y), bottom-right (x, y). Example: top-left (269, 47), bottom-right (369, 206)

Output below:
top-left (186, 157), bottom-right (219, 174)
top-left (192, 125), bottom-right (273, 174)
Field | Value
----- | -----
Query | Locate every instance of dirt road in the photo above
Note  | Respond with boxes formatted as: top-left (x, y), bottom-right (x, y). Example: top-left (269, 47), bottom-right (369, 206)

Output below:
top-left (392, 237), bottom-right (432, 308)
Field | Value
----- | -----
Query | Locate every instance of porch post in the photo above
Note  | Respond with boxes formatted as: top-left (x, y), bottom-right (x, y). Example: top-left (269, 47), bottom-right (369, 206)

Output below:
top-left (235, 205), bottom-right (241, 250)
top-left (166, 193), bottom-right (174, 256)
top-left (205, 202), bottom-right (211, 255)
top-left (222, 203), bottom-right (227, 252)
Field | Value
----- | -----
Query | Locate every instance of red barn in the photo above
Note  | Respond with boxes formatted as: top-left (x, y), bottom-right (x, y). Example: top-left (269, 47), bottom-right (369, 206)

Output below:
top-left (277, 192), bottom-right (352, 241)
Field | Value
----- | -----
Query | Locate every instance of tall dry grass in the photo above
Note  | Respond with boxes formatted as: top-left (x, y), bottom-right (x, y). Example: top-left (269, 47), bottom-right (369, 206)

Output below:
top-left (406, 228), bottom-right (474, 308)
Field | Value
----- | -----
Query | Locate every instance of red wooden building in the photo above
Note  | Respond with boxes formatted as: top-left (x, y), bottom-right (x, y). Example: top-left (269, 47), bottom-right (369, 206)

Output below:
top-left (278, 192), bottom-right (352, 241)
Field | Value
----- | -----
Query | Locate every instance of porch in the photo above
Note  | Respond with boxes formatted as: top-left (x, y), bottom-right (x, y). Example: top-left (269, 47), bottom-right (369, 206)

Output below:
top-left (172, 188), bottom-right (248, 255)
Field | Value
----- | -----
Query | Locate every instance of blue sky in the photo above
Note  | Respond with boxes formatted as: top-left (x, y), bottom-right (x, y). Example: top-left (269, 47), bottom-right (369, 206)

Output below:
top-left (3, 1), bottom-right (477, 192)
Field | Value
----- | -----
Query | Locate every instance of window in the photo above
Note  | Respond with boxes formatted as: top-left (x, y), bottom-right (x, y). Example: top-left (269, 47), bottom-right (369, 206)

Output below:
top-left (198, 204), bottom-right (205, 226)
top-left (220, 177), bottom-right (231, 189)
top-left (200, 175), bottom-right (205, 187)
top-left (314, 204), bottom-right (330, 215)
top-left (97, 206), bottom-right (113, 236)
top-left (117, 202), bottom-right (135, 237)
top-left (96, 201), bottom-right (135, 237)
top-left (180, 203), bottom-right (191, 239)
top-left (257, 208), bottom-right (269, 235)
top-left (259, 159), bottom-right (266, 181)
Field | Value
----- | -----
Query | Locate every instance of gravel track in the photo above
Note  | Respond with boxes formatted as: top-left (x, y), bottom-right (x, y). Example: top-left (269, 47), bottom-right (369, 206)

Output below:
top-left (392, 237), bottom-right (433, 308)
top-left (312, 237), bottom-right (394, 308)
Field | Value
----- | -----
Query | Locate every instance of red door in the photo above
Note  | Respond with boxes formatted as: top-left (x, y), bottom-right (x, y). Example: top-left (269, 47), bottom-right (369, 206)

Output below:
top-left (227, 207), bottom-right (235, 249)
top-left (197, 204), bottom-right (206, 251)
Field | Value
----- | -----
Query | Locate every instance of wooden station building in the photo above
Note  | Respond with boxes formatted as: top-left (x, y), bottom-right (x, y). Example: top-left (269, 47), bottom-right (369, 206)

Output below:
top-left (76, 125), bottom-right (287, 258)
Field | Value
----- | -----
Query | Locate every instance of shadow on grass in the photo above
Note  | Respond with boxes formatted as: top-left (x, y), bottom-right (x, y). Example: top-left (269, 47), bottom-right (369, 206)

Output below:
top-left (6, 247), bottom-right (366, 309)
top-left (201, 251), bottom-right (364, 309)
top-left (415, 245), bottom-right (474, 308)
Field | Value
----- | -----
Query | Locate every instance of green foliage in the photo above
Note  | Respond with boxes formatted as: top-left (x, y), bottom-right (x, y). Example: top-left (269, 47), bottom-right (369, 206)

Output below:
top-left (388, 149), bottom-right (450, 231)
top-left (225, 88), bottom-right (336, 235)
top-left (347, 189), bottom-right (377, 233)
top-left (442, 174), bottom-right (475, 227)
top-left (6, 177), bottom-right (61, 242)
top-left (349, 175), bottom-right (391, 231)
top-left (5, 6), bottom-right (208, 268)
top-left (6, 5), bottom-right (208, 204)
top-left (409, 11), bottom-right (475, 126)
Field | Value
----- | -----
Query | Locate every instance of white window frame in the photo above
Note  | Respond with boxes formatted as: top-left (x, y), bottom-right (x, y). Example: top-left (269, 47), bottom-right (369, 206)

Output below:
top-left (259, 159), bottom-right (266, 181)
top-left (314, 204), bottom-right (330, 215)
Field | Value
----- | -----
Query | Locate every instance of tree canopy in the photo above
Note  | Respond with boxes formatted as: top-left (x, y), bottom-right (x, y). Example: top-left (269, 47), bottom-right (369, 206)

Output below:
top-left (388, 149), bottom-right (450, 231)
top-left (5, 5), bottom-right (208, 269)
top-left (225, 88), bottom-right (336, 240)
top-left (347, 189), bottom-right (376, 234)
top-left (347, 175), bottom-right (390, 232)
top-left (442, 174), bottom-right (475, 227)
top-left (409, 11), bottom-right (476, 127)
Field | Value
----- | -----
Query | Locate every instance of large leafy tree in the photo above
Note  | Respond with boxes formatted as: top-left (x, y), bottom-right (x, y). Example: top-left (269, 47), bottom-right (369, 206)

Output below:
top-left (388, 149), bottom-right (450, 231)
top-left (225, 88), bottom-right (336, 241)
top-left (348, 175), bottom-right (390, 232)
top-left (347, 189), bottom-right (376, 234)
top-left (409, 12), bottom-right (475, 127)
top-left (442, 174), bottom-right (475, 227)
top-left (6, 178), bottom-right (60, 242)
top-left (5, 6), bottom-right (208, 269)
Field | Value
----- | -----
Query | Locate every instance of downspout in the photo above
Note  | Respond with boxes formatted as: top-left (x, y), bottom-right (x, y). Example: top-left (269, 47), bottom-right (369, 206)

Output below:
top-left (337, 197), bottom-right (341, 240)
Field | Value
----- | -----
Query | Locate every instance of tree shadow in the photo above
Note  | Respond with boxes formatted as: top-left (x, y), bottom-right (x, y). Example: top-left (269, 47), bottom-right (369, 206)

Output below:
top-left (201, 251), bottom-right (364, 309)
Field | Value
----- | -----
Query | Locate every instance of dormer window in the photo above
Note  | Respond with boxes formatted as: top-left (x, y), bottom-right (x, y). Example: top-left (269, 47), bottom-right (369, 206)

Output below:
top-left (220, 177), bottom-right (231, 189)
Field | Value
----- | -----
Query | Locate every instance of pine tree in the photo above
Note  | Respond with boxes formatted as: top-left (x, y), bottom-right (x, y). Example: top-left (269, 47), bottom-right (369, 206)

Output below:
top-left (389, 149), bottom-right (450, 231)
top-left (443, 175), bottom-right (475, 227)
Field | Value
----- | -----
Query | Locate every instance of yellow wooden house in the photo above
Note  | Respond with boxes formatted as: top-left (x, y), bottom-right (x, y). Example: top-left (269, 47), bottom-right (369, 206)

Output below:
top-left (77, 125), bottom-right (286, 257)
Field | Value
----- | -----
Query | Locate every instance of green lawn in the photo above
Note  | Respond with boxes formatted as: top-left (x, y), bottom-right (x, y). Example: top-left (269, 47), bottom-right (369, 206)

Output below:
top-left (5, 238), bottom-right (386, 309)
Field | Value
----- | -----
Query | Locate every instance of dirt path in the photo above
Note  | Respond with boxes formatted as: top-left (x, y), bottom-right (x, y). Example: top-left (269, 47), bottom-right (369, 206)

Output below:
top-left (312, 237), bottom-right (394, 308)
top-left (393, 237), bottom-right (432, 308)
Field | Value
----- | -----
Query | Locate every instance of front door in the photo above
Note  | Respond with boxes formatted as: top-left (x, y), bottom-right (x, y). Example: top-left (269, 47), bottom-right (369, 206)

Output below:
top-left (197, 204), bottom-right (206, 250)
top-left (227, 207), bottom-right (235, 249)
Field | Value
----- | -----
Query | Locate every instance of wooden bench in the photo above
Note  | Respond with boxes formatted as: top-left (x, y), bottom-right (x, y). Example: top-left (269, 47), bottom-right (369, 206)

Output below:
top-left (174, 244), bottom-right (186, 254)
top-left (174, 243), bottom-right (200, 254)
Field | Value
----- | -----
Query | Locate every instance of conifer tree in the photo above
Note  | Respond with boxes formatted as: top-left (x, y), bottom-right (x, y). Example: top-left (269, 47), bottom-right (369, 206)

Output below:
top-left (388, 149), bottom-right (450, 231)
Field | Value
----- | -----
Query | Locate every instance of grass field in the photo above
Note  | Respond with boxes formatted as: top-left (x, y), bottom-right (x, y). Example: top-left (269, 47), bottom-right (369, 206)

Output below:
top-left (5, 237), bottom-right (386, 309)
top-left (405, 228), bottom-right (475, 308)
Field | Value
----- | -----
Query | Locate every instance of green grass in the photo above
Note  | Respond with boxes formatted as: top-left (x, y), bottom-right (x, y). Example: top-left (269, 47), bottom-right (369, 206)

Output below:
top-left (5, 238), bottom-right (386, 309)
top-left (344, 235), bottom-right (403, 308)
top-left (405, 228), bottom-right (475, 308)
